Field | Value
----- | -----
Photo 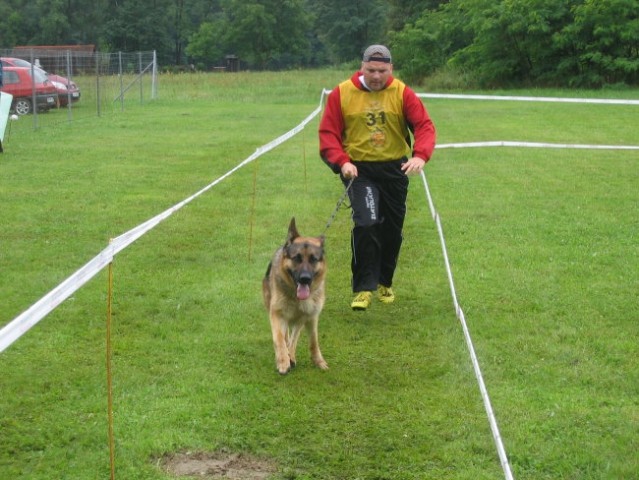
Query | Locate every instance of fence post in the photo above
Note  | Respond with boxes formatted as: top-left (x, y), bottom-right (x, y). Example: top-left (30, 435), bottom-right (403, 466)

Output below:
top-left (118, 52), bottom-right (124, 112)
top-left (28, 49), bottom-right (39, 129)
top-left (139, 52), bottom-right (143, 103)
top-left (96, 52), bottom-right (101, 117)
top-left (152, 50), bottom-right (158, 100)
top-left (65, 50), bottom-right (72, 120)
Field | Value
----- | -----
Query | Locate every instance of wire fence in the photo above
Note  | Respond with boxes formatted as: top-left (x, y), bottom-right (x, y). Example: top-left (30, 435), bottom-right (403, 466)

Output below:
top-left (0, 49), bottom-right (158, 125)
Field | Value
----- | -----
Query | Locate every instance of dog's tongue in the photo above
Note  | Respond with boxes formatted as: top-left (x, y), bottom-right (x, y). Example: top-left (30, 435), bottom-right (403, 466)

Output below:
top-left (297, 284), bottom-right (310, 300)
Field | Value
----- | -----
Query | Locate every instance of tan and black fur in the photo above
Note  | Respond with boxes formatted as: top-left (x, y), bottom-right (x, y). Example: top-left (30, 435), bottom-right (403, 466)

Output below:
top-left (262, 217), bottom-right (328, 375)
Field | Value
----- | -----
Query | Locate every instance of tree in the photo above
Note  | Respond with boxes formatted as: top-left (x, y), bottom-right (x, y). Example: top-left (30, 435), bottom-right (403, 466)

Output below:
top-left (449, 0), bottom-right (576, 86)
top-left (0, 0), bottom-right (42, 46)
top-left (393, 0), bottom-right (639, 87)
top-left (0, 0), bottom-right (30, 47)
top-left (171, 0), bottom-right (187, 64)
top-left (103, 0), bottom-right (173, 62)
top-left (310, 0), bottom-right (390, 64)
top-left (390, 1), bottom-right (471, 83)
top-left (185, 21), bottom-right (225, 67)
top-left (557, 0), bottom-right (639, 86)
top-left (170, 0), bottom-right (224, 65)
top-left (186, 0), bottom-right (311, 69)
top-left (386, 0), bottom-right (449, 31)
top-left (34, 0), bottom-right (72, 45)
top-left (2, 0), bottom-right (638, 85)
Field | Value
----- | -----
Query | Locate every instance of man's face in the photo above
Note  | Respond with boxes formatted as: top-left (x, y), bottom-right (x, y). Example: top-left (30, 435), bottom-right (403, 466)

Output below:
top-left (361, 60), bottom-right (393, 91)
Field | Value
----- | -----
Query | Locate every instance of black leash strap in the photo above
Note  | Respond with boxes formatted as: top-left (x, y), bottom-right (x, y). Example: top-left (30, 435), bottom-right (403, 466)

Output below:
top-left (321, 177), bottom-right (354, 235)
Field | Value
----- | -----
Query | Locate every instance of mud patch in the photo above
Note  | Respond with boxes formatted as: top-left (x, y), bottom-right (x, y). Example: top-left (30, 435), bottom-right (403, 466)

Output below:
top-left (160, 450), bottom-right (277, 479)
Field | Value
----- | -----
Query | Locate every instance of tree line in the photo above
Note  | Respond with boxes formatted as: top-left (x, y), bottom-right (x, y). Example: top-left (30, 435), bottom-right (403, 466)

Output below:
top-left (1, 0), bottom-right (637, 87)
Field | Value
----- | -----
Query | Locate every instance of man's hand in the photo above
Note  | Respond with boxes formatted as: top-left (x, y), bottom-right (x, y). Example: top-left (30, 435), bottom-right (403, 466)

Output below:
top-left (401, 156), bottom-right (426, 175)
top-left (341, 162), bottom-right (358, 179)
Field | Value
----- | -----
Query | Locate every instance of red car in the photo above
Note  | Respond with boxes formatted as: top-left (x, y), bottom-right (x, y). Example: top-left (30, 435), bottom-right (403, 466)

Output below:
top-left (0, 66), bottom-right (58, 115)
top-left (47, 72), bottom-right (81, 106)
top-left (1, 57), bottom-right (81, 107)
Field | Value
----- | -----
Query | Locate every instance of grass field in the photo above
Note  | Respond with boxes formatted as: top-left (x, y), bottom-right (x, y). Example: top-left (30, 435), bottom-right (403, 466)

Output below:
top-left (1, 70), bottom-right (638, 479)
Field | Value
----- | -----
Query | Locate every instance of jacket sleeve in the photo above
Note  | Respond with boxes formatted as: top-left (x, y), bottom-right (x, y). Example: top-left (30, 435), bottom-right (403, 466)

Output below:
top-left (403, 86), bottom-right (436, 162)
top-left (319, 87), bottom-right (350, 174)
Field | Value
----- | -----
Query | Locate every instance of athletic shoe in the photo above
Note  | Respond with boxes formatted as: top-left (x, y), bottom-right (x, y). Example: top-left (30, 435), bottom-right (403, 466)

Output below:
top-left (351, 291), bottom-right (373, 311)
top-left (377, 285), bottom-right (395, 304)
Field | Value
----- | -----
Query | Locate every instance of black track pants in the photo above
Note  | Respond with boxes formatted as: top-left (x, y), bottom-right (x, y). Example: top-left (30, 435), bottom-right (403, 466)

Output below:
top-left (343, 159), bottom-right (408, 292)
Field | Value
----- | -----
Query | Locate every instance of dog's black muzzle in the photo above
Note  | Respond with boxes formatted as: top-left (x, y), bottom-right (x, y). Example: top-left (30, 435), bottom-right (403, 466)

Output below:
top-left (296, 271), bottom-right (313, 285)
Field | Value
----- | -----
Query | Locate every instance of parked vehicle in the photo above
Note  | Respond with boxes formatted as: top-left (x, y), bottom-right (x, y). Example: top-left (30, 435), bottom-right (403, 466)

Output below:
top-left (0, 66), bottom-right (58, 115)
top-left (0, 57), bottom-right (81, 107)
top-left (46, 73), bottom-right (81, 106)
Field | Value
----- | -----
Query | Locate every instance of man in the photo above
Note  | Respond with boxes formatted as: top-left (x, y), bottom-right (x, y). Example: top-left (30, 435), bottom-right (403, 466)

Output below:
top-left (319, 44), bottom-right (436, 310)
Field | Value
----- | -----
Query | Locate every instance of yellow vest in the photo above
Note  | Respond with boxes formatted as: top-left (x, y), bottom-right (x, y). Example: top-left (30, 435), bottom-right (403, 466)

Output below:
top-left (339, 78), bottom-right (410, 162)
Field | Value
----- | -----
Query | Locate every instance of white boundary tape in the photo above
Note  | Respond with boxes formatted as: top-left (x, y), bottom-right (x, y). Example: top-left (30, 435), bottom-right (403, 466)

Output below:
top-left (420, 171), bottom-right (515, 480)
top-left (437, 140), bottom-right (639, 150)
top-left (418, 92), bottom-right (639, 105)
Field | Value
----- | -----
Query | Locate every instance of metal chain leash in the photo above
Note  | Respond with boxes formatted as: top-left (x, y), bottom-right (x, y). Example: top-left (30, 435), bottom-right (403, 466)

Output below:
top-left (321, 177), bottom-right (354, 235)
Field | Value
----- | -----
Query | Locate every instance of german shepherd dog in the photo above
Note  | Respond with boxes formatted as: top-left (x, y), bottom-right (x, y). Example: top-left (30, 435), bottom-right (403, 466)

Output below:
top-left (262, 217), bottom-right (328, 375)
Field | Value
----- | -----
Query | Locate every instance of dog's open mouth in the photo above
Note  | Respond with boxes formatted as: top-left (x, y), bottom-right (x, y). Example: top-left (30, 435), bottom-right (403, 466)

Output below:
top-left (296, 283), bottom-right (311, 300)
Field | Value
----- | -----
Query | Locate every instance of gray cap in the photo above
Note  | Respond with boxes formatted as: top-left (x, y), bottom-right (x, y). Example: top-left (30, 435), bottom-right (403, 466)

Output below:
top-left (362, 45), bottom-right (392, 63)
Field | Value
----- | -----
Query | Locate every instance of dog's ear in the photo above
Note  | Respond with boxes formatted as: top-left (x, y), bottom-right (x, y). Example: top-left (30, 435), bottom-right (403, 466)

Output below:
top-left (286, 217), bottom-right (300, 244)
top-left (318, 235), bottom-right (325, 247)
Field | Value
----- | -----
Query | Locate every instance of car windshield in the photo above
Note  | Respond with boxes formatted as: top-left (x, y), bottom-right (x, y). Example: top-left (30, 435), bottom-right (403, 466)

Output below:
top-left (11, 58), bottom-right (32, 68)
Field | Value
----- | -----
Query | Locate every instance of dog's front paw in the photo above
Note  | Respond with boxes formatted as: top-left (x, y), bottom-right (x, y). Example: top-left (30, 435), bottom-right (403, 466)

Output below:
top-left (276, 360), bottom-right (292, 375)
top-left (314, 358), bottom-right (329, 371)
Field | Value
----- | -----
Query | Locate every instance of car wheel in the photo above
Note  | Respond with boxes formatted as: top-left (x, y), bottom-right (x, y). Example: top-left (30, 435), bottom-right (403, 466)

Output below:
top-left (14, 98), bottom-right (33, 115)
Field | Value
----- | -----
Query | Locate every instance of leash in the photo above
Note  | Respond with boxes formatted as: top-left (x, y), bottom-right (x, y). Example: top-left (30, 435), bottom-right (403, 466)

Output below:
top-left (321, 177), bottom-right (354, 235)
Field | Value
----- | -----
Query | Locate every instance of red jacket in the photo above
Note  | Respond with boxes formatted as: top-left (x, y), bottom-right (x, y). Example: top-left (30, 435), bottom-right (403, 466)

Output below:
top-left (319, 71), bottom-right (436, 173)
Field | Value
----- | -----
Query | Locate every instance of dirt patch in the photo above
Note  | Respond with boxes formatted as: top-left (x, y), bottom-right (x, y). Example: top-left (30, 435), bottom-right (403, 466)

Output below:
top-left (160, 450), bottom-right (277, 479)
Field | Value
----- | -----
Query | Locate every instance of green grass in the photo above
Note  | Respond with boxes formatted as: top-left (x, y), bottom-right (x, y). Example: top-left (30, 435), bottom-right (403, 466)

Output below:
top-left (1, 70), bottom-right (638, 479)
